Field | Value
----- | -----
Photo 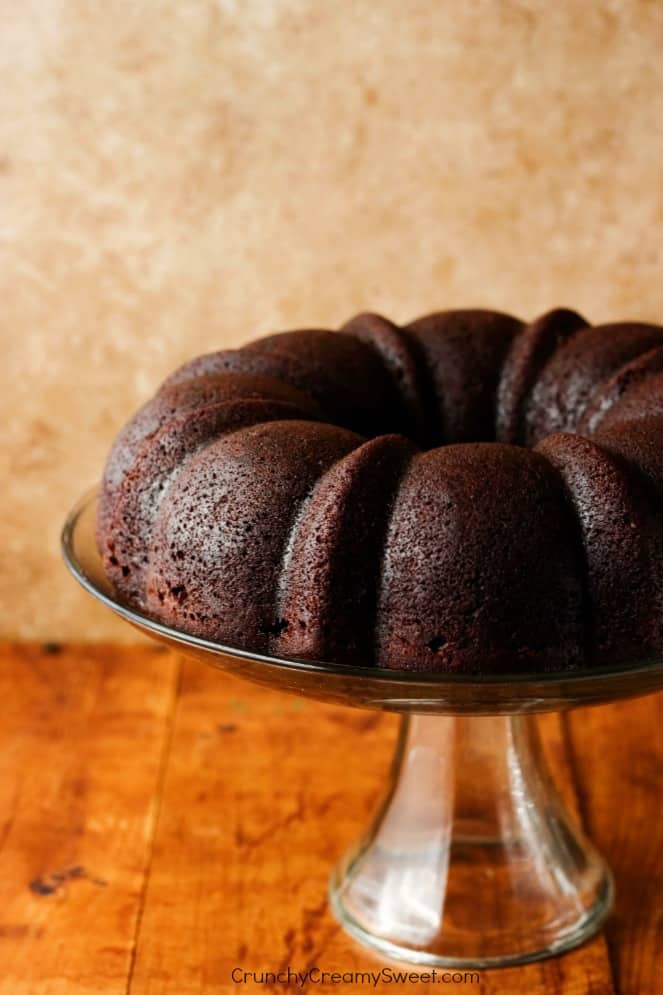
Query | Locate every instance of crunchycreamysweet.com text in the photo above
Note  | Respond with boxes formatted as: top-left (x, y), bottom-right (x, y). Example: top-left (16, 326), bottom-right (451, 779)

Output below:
top-left (231, 967), bottom-right (481, 987)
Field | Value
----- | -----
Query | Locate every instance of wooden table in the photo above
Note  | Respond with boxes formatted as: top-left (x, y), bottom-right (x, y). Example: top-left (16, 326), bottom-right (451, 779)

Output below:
top-left (0, 642), bottom-right (661, 994)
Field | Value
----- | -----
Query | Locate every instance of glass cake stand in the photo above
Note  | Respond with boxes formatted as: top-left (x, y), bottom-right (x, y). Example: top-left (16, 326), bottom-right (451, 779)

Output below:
top-left (62, 488), bottom-right (663, 969)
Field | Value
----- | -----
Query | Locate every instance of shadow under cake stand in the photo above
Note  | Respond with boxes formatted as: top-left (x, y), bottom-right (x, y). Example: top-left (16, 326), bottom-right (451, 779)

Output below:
top-left (62, 488), bottom-right (663, 969)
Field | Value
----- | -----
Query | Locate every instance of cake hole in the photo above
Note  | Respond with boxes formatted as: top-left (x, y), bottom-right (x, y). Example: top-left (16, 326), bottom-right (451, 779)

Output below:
top-left (260, 617), bottom-right (290, 636)
top-left (121, 566), bottom-right (130, 577)
top-left (170, 584), bottom-right (188, 603)
top-left (427, 634), bottom-right (447, 653)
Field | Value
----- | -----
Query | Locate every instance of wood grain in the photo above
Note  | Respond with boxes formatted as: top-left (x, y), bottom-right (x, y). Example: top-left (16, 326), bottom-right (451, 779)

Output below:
top-left (565, 697), bottom-right (663, 995)
top-left (0, 643), bottom-right (179, 995)
top-left (0, 643), bottom-right (660, 994)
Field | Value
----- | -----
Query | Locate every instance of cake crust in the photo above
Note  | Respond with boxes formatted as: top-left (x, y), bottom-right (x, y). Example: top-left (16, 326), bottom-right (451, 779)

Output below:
top-left (97, 308), bottom-right (663, 674)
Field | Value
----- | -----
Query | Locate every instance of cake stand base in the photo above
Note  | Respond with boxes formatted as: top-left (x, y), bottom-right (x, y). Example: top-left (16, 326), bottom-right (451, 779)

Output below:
top-left (329, 713), bottom-right (613, 968)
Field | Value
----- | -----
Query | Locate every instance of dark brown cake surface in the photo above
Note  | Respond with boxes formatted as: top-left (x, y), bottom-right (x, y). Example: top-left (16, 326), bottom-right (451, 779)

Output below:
top-left (98, 308), bottom-right (663, 675)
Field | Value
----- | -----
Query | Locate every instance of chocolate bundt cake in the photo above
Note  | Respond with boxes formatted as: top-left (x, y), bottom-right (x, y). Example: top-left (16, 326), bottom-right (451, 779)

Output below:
top-left (97, 309), bottom-right (663, 675)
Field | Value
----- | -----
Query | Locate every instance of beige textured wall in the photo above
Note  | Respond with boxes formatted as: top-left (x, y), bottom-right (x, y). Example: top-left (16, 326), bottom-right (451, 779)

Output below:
top-left (2, 1), bottom-right (662, 640)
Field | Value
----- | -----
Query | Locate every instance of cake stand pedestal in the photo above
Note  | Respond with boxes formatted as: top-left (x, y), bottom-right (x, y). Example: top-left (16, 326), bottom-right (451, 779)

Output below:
top-left (329, 712), bottom-right (611, 967)
top-left (63, 488), bottom-right (663, 970)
